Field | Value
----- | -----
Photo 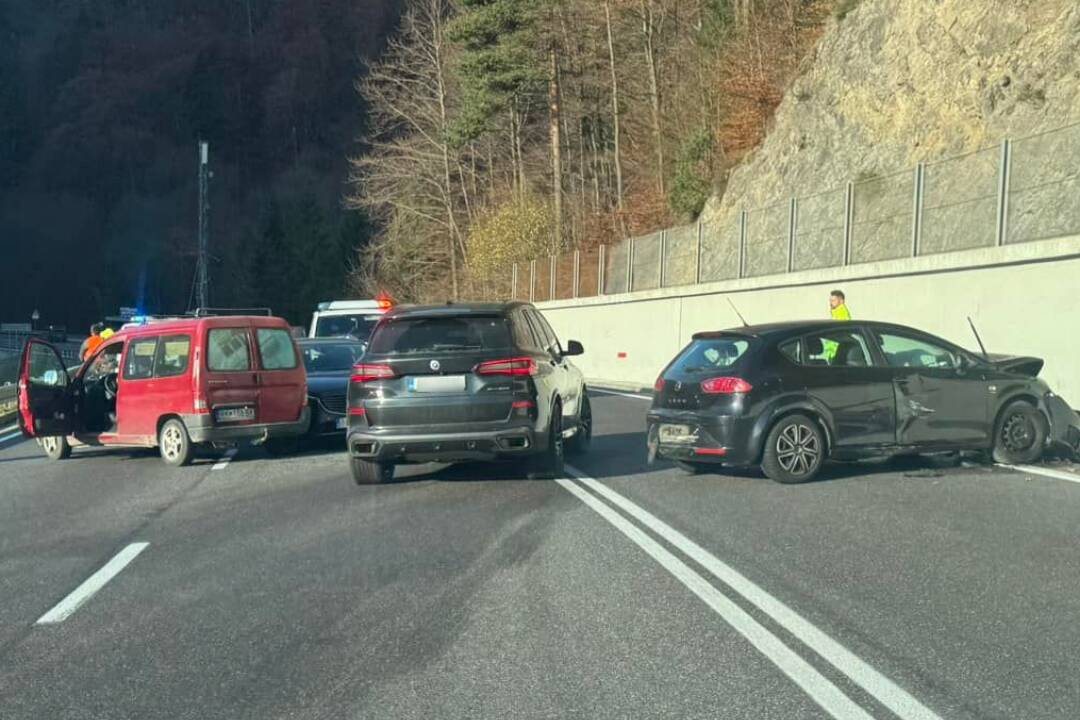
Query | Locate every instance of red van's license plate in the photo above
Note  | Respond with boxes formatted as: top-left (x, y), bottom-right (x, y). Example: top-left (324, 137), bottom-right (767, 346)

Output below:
top-left (215, 406), bottom-right (256, 423)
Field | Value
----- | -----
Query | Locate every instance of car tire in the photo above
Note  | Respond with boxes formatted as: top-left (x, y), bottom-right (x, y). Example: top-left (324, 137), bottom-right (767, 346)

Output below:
top-left (992, 401), bottom-right (1047, 465)
top-left (761, 414), bottom-right (826, 484)
top-left (38, 435), bottom-right (71, 461)
top-left (566, 394), bottom-right (592, 455)
top-left (159, 418), bottom-right (194, 467)
top-left (351, 457), bottom-right (394, 485)
top-left (528, 403), bottom-right (565, 479)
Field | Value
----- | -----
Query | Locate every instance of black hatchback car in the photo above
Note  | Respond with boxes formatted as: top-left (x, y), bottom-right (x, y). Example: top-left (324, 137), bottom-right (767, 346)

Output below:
top-left (346, 302), bottom-right (590, 484)
top-left (648, 320), bottom-right (1080, 484)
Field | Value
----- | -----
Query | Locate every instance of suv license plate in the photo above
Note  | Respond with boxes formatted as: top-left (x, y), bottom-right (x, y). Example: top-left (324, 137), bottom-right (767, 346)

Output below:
top-left (409, 375), bottom-right (467, 393)
top-left (215, 406), bottom-right (255, 423)
top-left (659, 424), bottom-right (695, 444)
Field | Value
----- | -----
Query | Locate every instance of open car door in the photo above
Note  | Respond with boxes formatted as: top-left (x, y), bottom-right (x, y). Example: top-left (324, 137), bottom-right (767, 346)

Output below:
top-left (17, 339), bottom-right (74, 438)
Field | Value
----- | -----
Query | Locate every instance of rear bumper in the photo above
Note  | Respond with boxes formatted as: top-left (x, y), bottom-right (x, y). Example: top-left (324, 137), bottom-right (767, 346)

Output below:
top-left (183, 407), bottom-right (311, 444)
top-left (348, 424), bottom-right (541, 463)
top-left (646, 408), bottom-right (757, 467)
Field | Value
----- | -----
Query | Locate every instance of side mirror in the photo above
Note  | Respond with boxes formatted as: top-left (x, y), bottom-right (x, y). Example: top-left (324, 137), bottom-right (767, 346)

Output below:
top-left (563, 340), bottom-right (584, 357)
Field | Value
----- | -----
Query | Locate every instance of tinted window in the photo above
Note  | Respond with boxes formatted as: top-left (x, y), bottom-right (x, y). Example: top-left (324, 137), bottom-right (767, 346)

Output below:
top-left (524, 311), bottom-right (555, 353)
top-left (315, 314), bottom-right (380, 340)
top-left (208, 328), bottom-right (251, 371)
top-left (779, 339), bottom-right (801, 364)
top-left (511, 310), bottom-right (542, 350)
top-left (155, 336), bottom-right (191, 378)
top-left (532, 311), bottom-right (563, 355)
top-left (369, 316), bottom-right (512, 355)
top-left (301, 342), bottom-right (365, 372)
top-left (669, 337), bottom-right (751, 374)
top-left (123, 338), bottom-right (158, 380)
top-left (876, 332), bottom-right (959, 370)
top-left (803, 329), bottom-right (873, 368)
top-left (28, 343), bottom-right (67, 387)
top-left (256, 328), bottom-right (298, 370)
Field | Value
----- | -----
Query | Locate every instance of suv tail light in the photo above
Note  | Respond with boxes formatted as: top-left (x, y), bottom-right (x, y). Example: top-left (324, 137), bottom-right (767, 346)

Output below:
top-left (654, 376), bottom-right (666, 393)
top-left (700, 377), bottom-right (753, 394)
top-left (474, 357), bottom-right (537, 376)
top-left (351, 363), bottom-right (395, 383)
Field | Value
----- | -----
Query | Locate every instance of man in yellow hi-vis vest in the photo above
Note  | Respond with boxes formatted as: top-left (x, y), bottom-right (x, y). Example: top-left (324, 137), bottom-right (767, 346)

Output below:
top-left (829, 289), bottom-right (851, 320)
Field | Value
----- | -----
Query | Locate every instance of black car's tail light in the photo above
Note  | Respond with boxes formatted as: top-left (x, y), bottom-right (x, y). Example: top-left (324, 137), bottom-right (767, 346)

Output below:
top-left (474, 357), bottom-right (537, 376)
top-left (654, 376), bottom-right (666, 392)
top-left (700, 377), bottom-right (752, 394)
top-left (351, 363), bottom-right (395, 383)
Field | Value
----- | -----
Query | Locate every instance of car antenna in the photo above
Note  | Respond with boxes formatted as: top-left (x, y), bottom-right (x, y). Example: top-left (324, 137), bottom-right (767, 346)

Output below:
top-left (727, 297), bottom-right (750, 327)
top-left (967, 316), bottom-right (989, 360)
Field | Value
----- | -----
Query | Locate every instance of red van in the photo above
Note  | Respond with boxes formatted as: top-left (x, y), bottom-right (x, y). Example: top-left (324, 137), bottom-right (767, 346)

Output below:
top-left (17, 315), bottom-right (309, 466)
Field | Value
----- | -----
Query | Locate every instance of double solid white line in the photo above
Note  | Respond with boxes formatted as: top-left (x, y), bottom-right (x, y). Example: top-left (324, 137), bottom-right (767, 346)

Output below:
top-left (560, 467), bottom-right (942, 720)
top-left (0, 423), bottom-right (22, 445)
top-left (36, 543), bottom-right (149, 624)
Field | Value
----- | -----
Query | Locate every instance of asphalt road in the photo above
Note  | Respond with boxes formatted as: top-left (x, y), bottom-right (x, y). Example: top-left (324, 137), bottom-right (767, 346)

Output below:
top-left (1, 391), bottom-right (1079, 719)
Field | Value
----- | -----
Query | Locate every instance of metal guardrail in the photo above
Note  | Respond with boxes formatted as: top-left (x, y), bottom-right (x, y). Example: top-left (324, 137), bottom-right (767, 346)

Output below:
top-left (499, 120), bottom-right (1080, 301)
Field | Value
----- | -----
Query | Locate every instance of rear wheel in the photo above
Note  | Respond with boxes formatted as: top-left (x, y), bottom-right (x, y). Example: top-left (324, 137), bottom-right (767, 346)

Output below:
top-left (992, 401), bottom-right (1046, 465)
top-left (762, 414), bottom-right (825, 484)
top-left (566, 394), bottom-right (592, 455)
top-left (159, 418), bottom-right (194, 467)
top-left (351, 457), bottom-right (394, 485)
top-left (528, 403), bottom-right (565, 479)
top-left (38, 435), bottom-right (71, 461)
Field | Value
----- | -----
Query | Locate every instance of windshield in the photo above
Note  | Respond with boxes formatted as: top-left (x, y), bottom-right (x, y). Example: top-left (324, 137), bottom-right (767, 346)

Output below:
top-left (368, 315), bottom-right (511, 355)
top-left (300, 342), bottom-right (365, 373)
top-left (314, 314), bottom-right (380, 340)
top-left (669, 337), bottom-right (752, 375)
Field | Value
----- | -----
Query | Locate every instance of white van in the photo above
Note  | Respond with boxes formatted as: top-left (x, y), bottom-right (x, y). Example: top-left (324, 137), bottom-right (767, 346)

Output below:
top-left (308, 299), bottom-right (392, 340)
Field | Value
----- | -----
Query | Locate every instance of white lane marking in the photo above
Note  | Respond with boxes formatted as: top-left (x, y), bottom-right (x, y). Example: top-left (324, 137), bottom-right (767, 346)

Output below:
top-left (0, 431), bottom-right (24, 445)
top-left (212, 448), bottom-right (238, 471)
top-left (590, 389), bottom-right (652, 401)
top-left (999, 464), bottom-right (1080, 485)
top-left (556, 478), bottom-right (874, 720)
top-left (567, 467), bottom-right (944, 720)
top-left (36, 543), bottom-right (150, 624)
top-left (0, 423), bottom-right (18, 435)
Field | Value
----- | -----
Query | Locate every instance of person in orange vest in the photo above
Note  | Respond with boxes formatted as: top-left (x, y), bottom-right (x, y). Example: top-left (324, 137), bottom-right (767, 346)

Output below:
top-left (80, 323), bottom-right (105, 361)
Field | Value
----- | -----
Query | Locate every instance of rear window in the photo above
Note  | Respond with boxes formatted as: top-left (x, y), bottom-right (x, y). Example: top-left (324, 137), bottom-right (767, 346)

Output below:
top-left (315, 314), bottom-right (380, 340)
top-left (368, 315), bottom-right (512, 355)
top-left (208, 328), bottom-right (251, 371)
top-left (256, 328), bottom-right (298, 370)
top-left (670, 337), bottom-right (751, 374)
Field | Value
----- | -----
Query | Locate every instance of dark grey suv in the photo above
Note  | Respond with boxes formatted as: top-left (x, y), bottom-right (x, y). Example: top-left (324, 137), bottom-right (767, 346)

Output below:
top-left (345, 302), bottom-right (590, 484)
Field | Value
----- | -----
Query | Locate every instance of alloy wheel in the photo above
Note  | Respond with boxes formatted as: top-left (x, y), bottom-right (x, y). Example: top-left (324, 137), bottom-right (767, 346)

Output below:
top-left (161, 425), bottom-right (183, 461)
top-left (776, 423), bottom-right (820, 476)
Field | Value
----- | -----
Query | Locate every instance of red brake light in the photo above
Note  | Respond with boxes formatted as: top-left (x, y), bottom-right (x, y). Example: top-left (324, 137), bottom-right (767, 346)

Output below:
top-left (351, 363), bottom-right (395, 383)
top-left (654, 376), bottom-right (666, 393)
top-left (474, 357), bottom-right (537, 376)
top-left (700, 377), bottom-right (753, 394)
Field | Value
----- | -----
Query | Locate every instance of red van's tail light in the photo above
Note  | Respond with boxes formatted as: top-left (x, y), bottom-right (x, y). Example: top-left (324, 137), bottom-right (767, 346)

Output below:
top-left (654, 376), bottom-right (666, 393)
top-left (194, 395), bottom-right (209, 413)
top-left (351, 364), bottom-right (395, 383)
top-left (474, 357), bottom-right (537, 376)
top-left (700, 377), bottom-right (753, 394)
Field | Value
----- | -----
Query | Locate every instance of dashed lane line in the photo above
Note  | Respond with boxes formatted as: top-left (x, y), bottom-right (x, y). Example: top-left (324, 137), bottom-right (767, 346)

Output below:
top-left (36, 543), bottom-right (150, 625)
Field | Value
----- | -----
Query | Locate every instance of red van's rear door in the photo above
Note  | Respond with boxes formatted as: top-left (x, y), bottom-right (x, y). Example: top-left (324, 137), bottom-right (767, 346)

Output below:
top-left (252, 320), bottom-right (306, 424)
top-left (203, 320), bottom-right (259, 426)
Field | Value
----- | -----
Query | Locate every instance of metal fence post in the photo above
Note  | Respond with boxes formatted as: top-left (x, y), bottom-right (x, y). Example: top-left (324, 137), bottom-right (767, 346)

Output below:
top-left (511, 263), bottom-right (518, 300)
top-left (529, 260), bottom-right (536, 302)
top-left (996, 138), bottom-right (1012, 246)
top-left (787, 198), bottom-right (798, 273)
top-left (695, 220), bottom-right (704, 284)
top-left (549, 255), bottom-right (556, 300)
top-left (572, 250), bottom-right (580, 298)
top-left (598, 245), bottom-right (606, 295)
top-left (738, 209), bottom-right (748, 279)
top-left (843, 181), bottom-right (854, 265)
top-left (626, 236), bottom-right (635, 292)
top-left (911, 162), bottom-right (925, 256)
top-left (658, 230), bottom-right (667, 288)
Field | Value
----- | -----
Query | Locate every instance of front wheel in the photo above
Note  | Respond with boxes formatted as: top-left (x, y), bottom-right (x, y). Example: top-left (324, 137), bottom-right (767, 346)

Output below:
top-left (761, 414), bottom-right (825, 484)
top-left (159, 419), bottom-right (194, 467)
top-left (351, 457), bottom-right (394, 485)
top-left (38, 435), bottom-right (71, 461)
top-left (992, 401), bottom-right (1046, 465)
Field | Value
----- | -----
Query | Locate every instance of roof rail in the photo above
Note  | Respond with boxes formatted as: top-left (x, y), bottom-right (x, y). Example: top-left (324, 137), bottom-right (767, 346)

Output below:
top-left (193, 307), bottom-right (273, 317)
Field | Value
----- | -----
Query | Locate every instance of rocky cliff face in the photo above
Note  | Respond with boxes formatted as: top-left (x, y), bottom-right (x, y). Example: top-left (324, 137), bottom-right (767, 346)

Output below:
top-left (698, 0), bottom-right (1080, 271)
